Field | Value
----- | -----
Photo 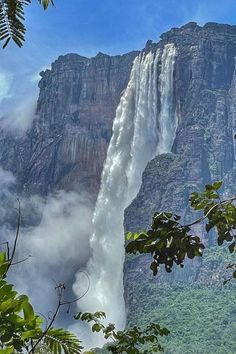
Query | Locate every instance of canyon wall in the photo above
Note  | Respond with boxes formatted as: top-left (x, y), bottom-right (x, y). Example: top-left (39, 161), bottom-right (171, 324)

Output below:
top-left (0, 51), bottom-right (138, 202)
top-left (1, 21), bottom-right (236, 352)
top-left (124, 24), bottom-right (236, 350)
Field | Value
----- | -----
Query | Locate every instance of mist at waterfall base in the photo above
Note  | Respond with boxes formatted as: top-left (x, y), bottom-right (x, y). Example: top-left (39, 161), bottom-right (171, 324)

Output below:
top-left (0, 44), bottom-right (177, 349)
top-left (73, 44), bottom-right (177, 348)
top-left (0, 174), bottom-right (93, 328)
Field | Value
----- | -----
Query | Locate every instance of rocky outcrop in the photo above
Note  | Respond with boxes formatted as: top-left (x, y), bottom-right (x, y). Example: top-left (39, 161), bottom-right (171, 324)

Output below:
top-left (3, 22), bottom-right (236, 203)
top-left (124, 22), bottom-right (236, 324)
top-left (125, 21), bottom-right (236, 244)
top-left (1, 22), bottom-right (236, 348)
top-left (0, 51), bottom-right (138, 202)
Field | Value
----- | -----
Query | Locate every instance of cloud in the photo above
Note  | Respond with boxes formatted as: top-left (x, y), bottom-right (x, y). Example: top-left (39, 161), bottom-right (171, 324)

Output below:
top-left (1, 95), bottom-right (37, 133)
top-left (0, 167), bottom-right (15, 186)
top-left (0, 68), bottom-right (38, 134)
top-left (0, 167), bottom-right (16, 223)
top-left (0, 163), bottom-right (93, 334)
top-left (0, 71), bottom-right (13, 103)
top-left (3, 189), bottom-right (93, 327)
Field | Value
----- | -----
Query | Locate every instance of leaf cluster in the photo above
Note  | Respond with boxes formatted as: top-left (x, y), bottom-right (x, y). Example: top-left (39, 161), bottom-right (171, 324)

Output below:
top-left (126, 181), bottom-right (236, 278)
top-left (43, 328), bottom-right (83, 354)
top-left (0, 0), bottom-right (54, 48)
top-left (190, 181), bottom-right (236, 255)
top-left (0, 249), bottom-right (83, 354)
top-left (126, 213), bottom-right (204, 276)
top-left (75, 312), bottom-right (169, 353)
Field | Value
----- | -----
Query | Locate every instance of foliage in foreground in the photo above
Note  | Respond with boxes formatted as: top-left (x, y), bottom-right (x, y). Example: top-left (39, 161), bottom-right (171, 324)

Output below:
top-left (0, 246), bottom-right (168, 353)
top-left (1, 180), bottom-right (236, 353)
top-left (0, 0), bottom-right (55, 48)
top-left (125, 180), bottom-right (236, 353)
top-left (75, 311), bottom-right (169, 354)
top-left (0, 255), bottom-right (170, 354)
top-left (0, 206), bottom-right (168, 353)
top-left (126, 181), bottom-right (236, 279)
top-left (0, 249), bottom-right (83, 353)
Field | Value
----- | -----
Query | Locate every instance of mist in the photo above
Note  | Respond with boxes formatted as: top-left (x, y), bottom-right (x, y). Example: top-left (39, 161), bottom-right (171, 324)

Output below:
top-left (0, 65), bottom-right (38, 135)
top-left (0, 96), bottom-right (37, 134)
top-left (0, 168), bottom-right (93, 327)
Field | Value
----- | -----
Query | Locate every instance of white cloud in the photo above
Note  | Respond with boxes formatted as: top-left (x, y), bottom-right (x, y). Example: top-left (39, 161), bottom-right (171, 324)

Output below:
top-left (0, 163), bottom-right (93, 332)
top-left (0, 71), bottom-right (13, 103)
top-left (1, 95), bottom-right (37, 133)
top-left (0, 167), bottom-right (15, 186)
top-left (5, 190), bottom-right (93, 324)
top-left (30, 65), bottom-right (50, 84)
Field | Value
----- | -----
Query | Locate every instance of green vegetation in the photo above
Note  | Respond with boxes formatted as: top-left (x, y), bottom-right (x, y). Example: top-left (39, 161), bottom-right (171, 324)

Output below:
top-left (0, 246), bottom-right (168, 353)
top-left (0, 207), bottom-right (168, 353)
top-left (0, 0), bottom-right (55, 48)
top-left (126, 181), bottom-right (236, 279)
top-left (1, 177), bottom-right (236, 353)
top-left (0, 245), bottom-right (83, 353)
top-left (128, 280), bottom-right (236, 354)
top-left (125, 181), bottom-right (236, 353)
top-left (75, 312), bottom-right (169, 354)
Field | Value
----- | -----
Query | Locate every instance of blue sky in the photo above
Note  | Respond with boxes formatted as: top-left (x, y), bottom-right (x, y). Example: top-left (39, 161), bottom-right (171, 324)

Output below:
top-left (1, 0), bottom-right (236, 126)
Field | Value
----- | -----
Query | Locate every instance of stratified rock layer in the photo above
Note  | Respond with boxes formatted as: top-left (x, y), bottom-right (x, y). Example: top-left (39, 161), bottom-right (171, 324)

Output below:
top-left (1, 22), bottom-right (236, 351)
top-left (0, 51), bottom-right (138, 201)
top-left (124, 22), bottom-right (236, 328)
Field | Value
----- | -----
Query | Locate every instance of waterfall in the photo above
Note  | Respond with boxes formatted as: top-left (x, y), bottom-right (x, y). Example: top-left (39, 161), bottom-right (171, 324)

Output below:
top-left (73, 43), bottom-right (177, 347)
top-left (157, 44), bottom-right (177, 154)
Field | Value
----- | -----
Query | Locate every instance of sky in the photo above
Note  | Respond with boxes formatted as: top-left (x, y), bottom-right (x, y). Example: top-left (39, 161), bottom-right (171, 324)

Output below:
top-left (1, 0), bottom-right (236, 123)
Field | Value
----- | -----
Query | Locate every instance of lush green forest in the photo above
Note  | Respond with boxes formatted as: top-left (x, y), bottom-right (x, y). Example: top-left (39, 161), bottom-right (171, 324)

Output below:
top-left (126, 246), bottom-right (236, 354)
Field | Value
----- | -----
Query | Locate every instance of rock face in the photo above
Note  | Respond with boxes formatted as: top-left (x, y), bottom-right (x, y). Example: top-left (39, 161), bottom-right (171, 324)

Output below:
top-left (1, 22), bottom-right (236, 350)
top-left (2, 22), bottom-right (236, 203)
top-left (125, 22), bottom-right (236, 234)
top-left (0, 51), bottom-right (138, 202)
top-left (124, 22), bottom-right (236, 324)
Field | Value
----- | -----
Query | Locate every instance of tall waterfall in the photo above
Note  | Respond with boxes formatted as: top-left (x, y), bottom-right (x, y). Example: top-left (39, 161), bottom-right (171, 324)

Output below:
top-left (157, 45), bottom-right (177, 154)
top-left (73, 43), bottom-right (177, 347)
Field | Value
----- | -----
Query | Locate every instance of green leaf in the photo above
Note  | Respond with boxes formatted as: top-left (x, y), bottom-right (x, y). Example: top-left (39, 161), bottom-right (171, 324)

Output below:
top-left (38, 0), bottom-right (55, 10)
top-left (228, 242), bottom-right (235, 254)
top-left (0, 346), bottom-right (14, 354)
top-left (92, 323), bottom-right (102, 332)
top-left (44, 328), bottom-right (83, 354)
top-left (23, 301), bottom-right (35, 322)
top-left (126, 232), bottom-right (133, 240)
top-left (21, 329), bottom-right (41, 340)
top-left (212, 181), bottom-right (223, 190)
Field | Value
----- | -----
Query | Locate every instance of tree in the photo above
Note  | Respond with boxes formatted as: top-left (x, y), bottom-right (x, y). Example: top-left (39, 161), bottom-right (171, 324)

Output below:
top-left (126, 180), bottom-right (236, 282)
top-left (0, 251), bottom-right (85, 353)
top-left (0, 0), bottom-right (54, 48)
top-left (75, 312), bottom-right (169, 354)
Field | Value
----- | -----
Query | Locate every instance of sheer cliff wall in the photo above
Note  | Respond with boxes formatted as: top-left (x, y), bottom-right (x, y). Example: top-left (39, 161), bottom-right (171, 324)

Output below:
top-left (124, 22), bottom-right (236, 326)
top-left (1, 23), bottom-right (236, 344)
top-left (0, 51), bottom-right (138, 201)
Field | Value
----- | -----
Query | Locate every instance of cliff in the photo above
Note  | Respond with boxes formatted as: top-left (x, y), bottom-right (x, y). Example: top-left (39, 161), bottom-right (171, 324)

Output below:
top-left (125, 20), bottom-right (236, 262)
top-left (123, 22), bottom-right (236, 353)
top-left (0, 50), bottom-right (138, 202)
top-left (1, 21), bottom-right (236, 353)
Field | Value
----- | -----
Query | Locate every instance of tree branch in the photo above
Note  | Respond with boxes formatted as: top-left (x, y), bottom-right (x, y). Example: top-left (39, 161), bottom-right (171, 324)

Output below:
top-left (8, 199), bottom-right (21, 270)
top-left (184, 196), bottom-right (236, 228)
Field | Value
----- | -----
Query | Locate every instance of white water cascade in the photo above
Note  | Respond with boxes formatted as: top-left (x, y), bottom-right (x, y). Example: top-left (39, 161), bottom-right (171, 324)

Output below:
top-left (157, 45), bottom-right (177, 154)
top-left (73, 43), bottom-right (177, 347)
